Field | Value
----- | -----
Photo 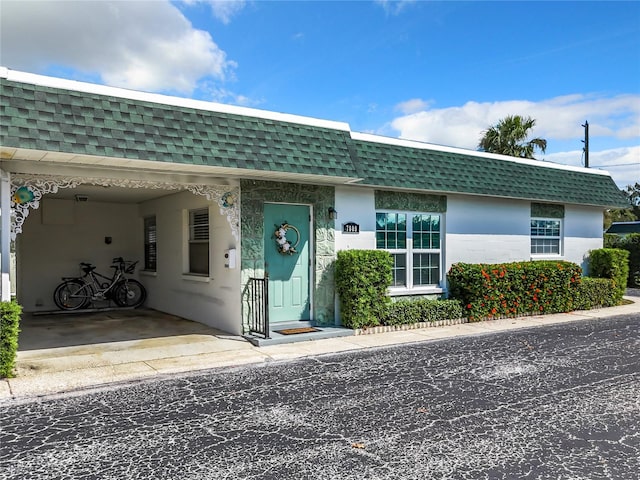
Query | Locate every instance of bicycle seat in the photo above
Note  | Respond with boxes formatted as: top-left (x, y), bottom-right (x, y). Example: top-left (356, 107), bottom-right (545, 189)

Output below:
top-left (80, 262), bottom-right (96, 273)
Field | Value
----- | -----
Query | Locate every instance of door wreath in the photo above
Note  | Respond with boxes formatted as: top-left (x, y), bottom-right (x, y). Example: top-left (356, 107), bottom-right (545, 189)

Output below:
top-left (274, 222), bottom-right (300, 255)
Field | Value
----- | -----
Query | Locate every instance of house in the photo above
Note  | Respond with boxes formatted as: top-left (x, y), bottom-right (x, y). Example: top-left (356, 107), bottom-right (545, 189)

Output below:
top-left (606, 221), bottom-right (640, 237)
top-left (0, 68), bottom-right (628, 338)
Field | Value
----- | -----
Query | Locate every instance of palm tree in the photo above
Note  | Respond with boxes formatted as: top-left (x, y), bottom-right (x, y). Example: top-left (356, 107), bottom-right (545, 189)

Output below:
top-left (478, 115), bottom-right (547, 159)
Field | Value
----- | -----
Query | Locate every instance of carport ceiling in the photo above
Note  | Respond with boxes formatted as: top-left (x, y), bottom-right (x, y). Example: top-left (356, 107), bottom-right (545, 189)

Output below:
top-left (48, 184), bottom-right (182, 204)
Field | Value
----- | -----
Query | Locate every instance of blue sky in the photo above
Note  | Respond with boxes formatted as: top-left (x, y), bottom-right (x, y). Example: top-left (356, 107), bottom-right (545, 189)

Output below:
top-left (1, 0), bottom-right (639, 187)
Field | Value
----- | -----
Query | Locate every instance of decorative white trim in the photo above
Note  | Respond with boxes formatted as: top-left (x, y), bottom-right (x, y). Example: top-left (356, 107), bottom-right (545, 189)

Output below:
top-left (9, 174), bottom-right (240, 241)
top-left (10, 175), bottom-right (80, 240)
top-left (184, 184), bottom-right (240, 241)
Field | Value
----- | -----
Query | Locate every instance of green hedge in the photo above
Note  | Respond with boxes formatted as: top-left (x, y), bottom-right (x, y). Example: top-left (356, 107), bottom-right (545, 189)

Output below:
top-left (574, 277), bottom-right (617, 310)
top-left (382, 298), bottom-right (463, 326)
top-left (0, 301), bottom-right (22, 378)
top-left (335, 250), bottom-right (393, 329)
top-left (589, 248), bottom-right (629, 302)
top-left (448, 261), bottom-right (582, 321)
top-left (604, 233), bottom-right (640, 287)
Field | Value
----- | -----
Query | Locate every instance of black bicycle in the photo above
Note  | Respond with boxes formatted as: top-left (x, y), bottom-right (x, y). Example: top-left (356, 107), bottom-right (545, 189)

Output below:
top-left (53, 257), bottom-right (147, 310)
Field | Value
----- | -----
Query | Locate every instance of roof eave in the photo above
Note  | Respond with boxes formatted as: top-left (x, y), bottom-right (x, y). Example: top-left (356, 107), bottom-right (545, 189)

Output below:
top-left (349, 181), bottom-right (627, 209)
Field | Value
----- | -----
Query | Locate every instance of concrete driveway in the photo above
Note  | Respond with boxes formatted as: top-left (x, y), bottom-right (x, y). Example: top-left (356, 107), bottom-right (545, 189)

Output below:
top-left (15, 308), bottom-right (253, 379)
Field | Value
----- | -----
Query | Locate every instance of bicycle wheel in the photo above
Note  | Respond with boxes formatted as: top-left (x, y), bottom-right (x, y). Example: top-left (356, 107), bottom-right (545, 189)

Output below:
top-left (114, 280), bottom-right (146, 308)
top-left (53, 280), bottom-right (91, 310)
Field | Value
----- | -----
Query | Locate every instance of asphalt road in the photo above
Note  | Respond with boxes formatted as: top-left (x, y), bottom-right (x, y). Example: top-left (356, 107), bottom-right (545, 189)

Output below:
top-left (1, 315), bottom-right (638, 480)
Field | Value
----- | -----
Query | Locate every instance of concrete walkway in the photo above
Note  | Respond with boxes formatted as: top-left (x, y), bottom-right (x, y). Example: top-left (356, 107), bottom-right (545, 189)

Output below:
top-left (2, 294), bottom-right (639, 402)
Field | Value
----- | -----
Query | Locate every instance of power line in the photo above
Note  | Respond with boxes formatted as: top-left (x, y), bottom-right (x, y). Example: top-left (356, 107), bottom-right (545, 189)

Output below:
top-left (590, 163), bottom-right (639, 168)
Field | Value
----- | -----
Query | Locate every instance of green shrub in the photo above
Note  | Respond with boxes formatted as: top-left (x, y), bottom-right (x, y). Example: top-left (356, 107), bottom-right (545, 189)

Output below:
top-left (574, 277), bottom-right (617, 310)
top-left (603, 233), bottom-right (622, 249)
top-left (605, 233), bottom-right (640, 287)
top-left (0, 301), bottom-right (22, 378)
top-left (589, 248), bottom-right (629, 302)
top-left (448, 261), bottom-right (582, 321)
top-left (383, 298), bottom-right (463, 326)
top-left (624, 234), bottom-right (640, 287)
top-left (335, 250), bottom-right (393, 329)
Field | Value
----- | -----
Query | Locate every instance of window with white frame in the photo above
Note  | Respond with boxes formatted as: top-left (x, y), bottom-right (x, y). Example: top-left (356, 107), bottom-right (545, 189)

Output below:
top-left (376, 212), bottom-right (441, 289)
top-left (189, 208), bottom-right (209, 275)
top-left (143, 216), bottom-right (157, 271)
top-left (530, 218), bottom-right (562, 255)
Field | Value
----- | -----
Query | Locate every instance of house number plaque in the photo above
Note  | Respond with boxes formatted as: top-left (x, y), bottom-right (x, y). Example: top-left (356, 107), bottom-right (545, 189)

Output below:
top-left (342, 222), bottom-right (360, 234)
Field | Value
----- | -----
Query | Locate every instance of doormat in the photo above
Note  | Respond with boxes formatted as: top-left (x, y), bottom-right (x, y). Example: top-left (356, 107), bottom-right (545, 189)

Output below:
top-left (274, 327), bottom-right (321, 335)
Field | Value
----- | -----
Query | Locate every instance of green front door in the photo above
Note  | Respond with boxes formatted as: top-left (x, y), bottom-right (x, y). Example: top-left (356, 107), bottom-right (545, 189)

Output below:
top-left (264, 203), bottom-right (311, 323)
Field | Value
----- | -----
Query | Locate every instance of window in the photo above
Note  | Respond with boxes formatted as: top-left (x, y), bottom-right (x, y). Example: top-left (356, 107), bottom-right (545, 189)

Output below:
top-left (143, 216), bottom-right (157, 271)
top-left (531, 218), bottom-right (561, 255)
top-left (189, 208), bottom-right (209, 275)
top-left (376, 213), bottom-right (406, 286)
top-left (376, 212), bottom-right (441, 289)
top-left (411, 214), bottom-right (441, 286)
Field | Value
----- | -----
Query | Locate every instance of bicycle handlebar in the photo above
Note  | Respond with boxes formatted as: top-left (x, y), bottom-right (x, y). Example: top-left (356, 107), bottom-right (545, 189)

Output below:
top-left (79, 258), bottom-right (129, 271)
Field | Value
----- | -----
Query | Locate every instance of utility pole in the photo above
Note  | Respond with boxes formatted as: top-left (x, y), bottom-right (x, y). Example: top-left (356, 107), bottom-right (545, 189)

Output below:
top-left (584, 120), bottom-right (589, 168)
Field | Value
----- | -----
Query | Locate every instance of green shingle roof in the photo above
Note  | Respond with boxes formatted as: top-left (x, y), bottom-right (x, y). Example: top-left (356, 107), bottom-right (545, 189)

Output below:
top-left (351, 139), bottom-right (629, 208)
top-left (0, 80), bottom-right (359, 179)
top-left (0, 74), bottom-right (629, 208)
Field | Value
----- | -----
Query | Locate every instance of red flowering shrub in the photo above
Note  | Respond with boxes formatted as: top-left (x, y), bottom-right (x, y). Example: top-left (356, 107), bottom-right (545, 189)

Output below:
top-left (448, 261), bottom-right (582, 322)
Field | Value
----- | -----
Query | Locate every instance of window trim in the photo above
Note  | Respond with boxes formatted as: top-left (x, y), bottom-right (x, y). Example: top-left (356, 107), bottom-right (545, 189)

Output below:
top-left (143, 215), bottom-right (157, 272)
top-left (187, 207), bottom-right (210, 276)
top-left (376, 210), bottom-right (443, 292)
top-left (530, 217), bottom-right (563, 257)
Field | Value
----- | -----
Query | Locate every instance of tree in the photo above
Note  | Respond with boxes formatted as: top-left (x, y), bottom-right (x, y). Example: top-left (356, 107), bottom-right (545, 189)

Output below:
top-left (478, 115), bottom-right (547, 159)
top-left (626, 182), bottom-right (640, 219)
top-left (604, 182), bottom-right (640, 230)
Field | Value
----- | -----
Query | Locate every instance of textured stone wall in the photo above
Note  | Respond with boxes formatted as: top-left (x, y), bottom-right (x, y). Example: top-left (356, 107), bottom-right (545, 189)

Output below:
top-left (531, 202), bottom-right (565, 218)
top-left (375, 190), bottom-right (447, 212)
top-left (240, 180), bottom-right (336, 327)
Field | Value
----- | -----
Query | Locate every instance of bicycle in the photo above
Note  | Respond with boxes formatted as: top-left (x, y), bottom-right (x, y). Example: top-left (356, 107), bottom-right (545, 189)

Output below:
top-left (53, 257), bottom-right (147, 310)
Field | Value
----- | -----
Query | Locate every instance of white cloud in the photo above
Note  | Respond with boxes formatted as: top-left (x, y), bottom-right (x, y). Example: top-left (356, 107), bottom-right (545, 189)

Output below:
top-left (189, 0), bottom-right (247, 24)
top-left (0, 0), bottom-right (237, 94)
top-left (201, 82), bottom-right (262, 107)
top-left (395, 98), bottom-right (431, 115)
top-left (545, 146), bottom-right (640, 189)
top-left (389, 93), bottom-right (640, 151)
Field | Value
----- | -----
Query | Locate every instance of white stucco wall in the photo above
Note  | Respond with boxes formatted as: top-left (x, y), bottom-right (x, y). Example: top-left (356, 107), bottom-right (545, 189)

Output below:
top-left (334, 187), bottom-right (376, 251)
top-left (138, 191), bottom-right (241, 334)
top-left (445, 195), bottom-right (531, 270)
top-left (334, 188), bottom-right (605, 287)
top-left (563, 205), bottom-right (604, 274)
top-left (18, 198), bottom-right (141, 311)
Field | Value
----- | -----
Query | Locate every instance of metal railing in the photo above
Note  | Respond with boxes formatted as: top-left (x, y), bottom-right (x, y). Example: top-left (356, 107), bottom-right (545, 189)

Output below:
top-left (247, 277), bottom-right (269, 339)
